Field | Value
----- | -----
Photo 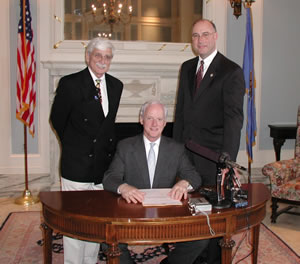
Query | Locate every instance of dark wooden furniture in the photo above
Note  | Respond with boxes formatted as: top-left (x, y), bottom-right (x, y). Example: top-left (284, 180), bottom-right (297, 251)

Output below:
top-left (268, 124), bottom-right (297, 161)
top-left (40, 183), bottom-right (270, 264)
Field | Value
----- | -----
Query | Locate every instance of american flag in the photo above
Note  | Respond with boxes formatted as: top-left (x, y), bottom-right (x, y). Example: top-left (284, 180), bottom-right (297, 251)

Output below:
top-left (16, 0), bottom-right (36, 137)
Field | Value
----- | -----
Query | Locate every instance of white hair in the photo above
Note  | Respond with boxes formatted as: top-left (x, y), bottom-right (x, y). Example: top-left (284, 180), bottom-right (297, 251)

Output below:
top-left (139, 100), bottom-right (168, 119)
top-left (86, 37), bottom-right (115, 56)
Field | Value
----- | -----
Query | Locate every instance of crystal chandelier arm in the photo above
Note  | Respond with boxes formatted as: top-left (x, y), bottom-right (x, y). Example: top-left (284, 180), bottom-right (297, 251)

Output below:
top-left (90, 0), bottom-right (133, 34)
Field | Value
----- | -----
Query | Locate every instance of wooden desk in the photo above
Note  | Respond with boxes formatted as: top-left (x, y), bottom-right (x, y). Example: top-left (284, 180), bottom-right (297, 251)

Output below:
top-left (40, 183), bottom-right (270, 264)
top-left (268, 124), bottom-right (297, 161)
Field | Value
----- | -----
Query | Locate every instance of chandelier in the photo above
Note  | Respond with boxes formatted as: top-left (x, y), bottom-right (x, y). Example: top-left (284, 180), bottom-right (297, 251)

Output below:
top-left (229, 0), bottom-right (255, 19)
top-left (91, 0), bottom-right (133, 34)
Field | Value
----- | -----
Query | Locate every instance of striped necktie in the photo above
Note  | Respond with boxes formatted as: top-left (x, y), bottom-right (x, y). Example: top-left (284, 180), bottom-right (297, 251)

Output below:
top-left (95, 79), bottom-right (102, 104)
top-left (195, 60), bottom-right (204, 93)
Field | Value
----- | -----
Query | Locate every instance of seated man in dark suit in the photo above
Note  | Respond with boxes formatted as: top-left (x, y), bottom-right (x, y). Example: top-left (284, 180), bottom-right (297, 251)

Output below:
top-left (103, 100), bottom-right (209, 264)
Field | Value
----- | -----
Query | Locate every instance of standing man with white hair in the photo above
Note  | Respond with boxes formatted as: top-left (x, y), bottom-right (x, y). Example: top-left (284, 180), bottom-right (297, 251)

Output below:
top-left (50, 37), bottom-right (123, 264)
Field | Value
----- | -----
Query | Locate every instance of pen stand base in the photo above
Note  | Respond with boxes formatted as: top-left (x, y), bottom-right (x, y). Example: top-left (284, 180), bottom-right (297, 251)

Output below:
top-left (212, 199), bottom-right (231, 209)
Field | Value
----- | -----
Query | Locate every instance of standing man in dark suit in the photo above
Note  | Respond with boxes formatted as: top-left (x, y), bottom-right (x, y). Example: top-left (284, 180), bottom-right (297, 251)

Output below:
top-left (173, 19), bottom-right (244, 264)
top-left (103, 100), bottom-right (209, 264)
top-left (50, 37), bottom-right (123, 264)
top-left (173, 19), bottom-right (244, 187)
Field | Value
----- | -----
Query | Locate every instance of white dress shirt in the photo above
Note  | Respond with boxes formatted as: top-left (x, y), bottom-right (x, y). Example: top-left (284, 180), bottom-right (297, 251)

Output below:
top-left (88, 68), bottom-right (109, 117)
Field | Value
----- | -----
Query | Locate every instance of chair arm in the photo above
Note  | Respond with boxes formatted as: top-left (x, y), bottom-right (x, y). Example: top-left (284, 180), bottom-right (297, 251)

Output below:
top-left (262, 159), bottom-right (299, 187)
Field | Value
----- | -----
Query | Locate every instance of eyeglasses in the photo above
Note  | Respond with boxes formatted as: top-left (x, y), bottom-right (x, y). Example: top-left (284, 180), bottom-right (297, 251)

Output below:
top-left (192, 32), bottom-right (215, 40)
top-left (93, 53), bottom-right (113, 61)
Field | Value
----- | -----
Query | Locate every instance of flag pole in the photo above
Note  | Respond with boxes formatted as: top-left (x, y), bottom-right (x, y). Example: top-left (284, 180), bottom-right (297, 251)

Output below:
top-left (248, 161), bottom-right (251, 183)
top-left (15, 124), bottom-right (39, 205)
top-left (24, 124), bottom-right (28, 190)
top-left (248, 70), bottom-right (253, 183)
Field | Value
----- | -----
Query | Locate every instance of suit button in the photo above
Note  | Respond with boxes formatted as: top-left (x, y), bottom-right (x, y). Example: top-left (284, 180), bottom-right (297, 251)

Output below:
top-left (108, 153), bottom-right (112, 157)
top-left (88, 154), bottom-right (93, 158)
top-left (84, 118), bottom-right (88, 122)
top-left (93, 139), bottom-right (97, 143)
top-left (109, 138), bottom-right (113, 142)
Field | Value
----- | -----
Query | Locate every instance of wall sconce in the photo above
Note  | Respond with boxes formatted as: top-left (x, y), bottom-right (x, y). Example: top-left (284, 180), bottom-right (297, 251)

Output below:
top-left (229, 0), bottom-right (255, 19)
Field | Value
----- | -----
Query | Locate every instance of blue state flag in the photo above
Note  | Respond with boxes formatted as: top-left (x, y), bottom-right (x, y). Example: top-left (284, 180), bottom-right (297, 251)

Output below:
top-left (243, 7), bottom-right (256, 163)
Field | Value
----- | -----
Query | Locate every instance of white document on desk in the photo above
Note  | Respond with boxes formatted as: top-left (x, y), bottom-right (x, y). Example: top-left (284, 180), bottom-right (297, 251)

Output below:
top-left (140, 188), bottom-right (183, 206)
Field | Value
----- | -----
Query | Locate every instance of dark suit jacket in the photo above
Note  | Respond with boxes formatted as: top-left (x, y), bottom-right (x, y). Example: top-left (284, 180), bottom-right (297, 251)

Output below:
top-left (173, 52), bottom-right (244, 160)
top-left (103, 134), bottom-right (202, 193)
top-left (50, 67), bottom-right (123, 184)
top-left (173, 52), bottom-right (244, 185)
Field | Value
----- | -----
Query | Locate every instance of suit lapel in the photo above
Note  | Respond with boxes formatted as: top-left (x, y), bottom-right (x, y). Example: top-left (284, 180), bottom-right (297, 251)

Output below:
top-left (194, 53), bottom-right (220, 99)
top-left (132, 135), bottom-right (152, 188)
top-left (81, 68), bottom-right (96, 100)
top-left (81, 68), bottom-right (105, 119)
top-left (105, 74), bottom-right (116, 118)
top-left (188, 57), bottom-right (199, 98)
top-left (152, 136), bottom-right (169, 188)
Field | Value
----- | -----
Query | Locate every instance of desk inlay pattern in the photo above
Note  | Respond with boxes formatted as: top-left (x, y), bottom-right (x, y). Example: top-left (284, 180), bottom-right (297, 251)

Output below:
top-left (236, 205), bottom-right (266, 230)
top-left (43, 208), bottom-right (108, 242)
top-left (115, 219), bottom-right (213, 243)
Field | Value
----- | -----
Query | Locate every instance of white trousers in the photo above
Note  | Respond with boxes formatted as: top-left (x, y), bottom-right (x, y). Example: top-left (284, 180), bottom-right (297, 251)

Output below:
top-left (61, 178), bottom-right (103, 264)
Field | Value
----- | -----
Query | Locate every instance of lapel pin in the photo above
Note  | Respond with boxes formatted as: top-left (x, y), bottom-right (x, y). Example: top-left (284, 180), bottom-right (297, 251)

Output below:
top-left (210, 73), bottom-right (214, 78)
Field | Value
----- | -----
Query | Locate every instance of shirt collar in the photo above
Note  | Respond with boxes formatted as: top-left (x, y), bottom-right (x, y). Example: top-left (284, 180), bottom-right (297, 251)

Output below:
top-left (88, 67), bottom-right (105, 83)
top-left (143, 136), bottom-right (161, 147)
top-left (199, 49), bottom-right (217, 66)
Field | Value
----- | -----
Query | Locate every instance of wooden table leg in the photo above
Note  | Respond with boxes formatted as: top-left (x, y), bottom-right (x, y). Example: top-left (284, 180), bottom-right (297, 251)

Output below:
top-left (41, 223), bottom-right (53, 264)
top-left (219, 236), bottom-right (235, 264)
top-left (273, 138), bottom-right (285, 161)
top-left (251, 224), bottom-right (261, 264)
top-left (105, 243), bottom-right (121, 264)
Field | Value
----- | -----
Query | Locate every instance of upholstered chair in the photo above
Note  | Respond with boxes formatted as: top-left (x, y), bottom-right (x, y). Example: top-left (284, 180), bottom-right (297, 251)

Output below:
top-left (262, 105), bottom-right (300, 223)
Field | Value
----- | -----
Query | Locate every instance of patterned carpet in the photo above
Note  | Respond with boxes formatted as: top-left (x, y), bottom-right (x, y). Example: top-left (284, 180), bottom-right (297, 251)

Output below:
top-left (0, 211), bottom-right (299, 264)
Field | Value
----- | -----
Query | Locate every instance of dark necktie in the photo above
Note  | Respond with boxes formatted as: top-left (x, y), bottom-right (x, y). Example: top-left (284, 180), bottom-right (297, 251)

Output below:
top-left (95, 79), bottom-right (102, 104)
top-left (195, 60), bottom-right (204, 92)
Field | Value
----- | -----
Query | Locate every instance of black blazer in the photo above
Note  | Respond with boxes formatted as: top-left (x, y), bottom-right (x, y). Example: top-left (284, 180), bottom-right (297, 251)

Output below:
top-left (103, 134), bottom-right (202, 193)
top-left (50, 67), bottom-right (123, 184)
top-left (173, 52), bottom-right (244, 160)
